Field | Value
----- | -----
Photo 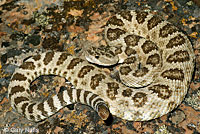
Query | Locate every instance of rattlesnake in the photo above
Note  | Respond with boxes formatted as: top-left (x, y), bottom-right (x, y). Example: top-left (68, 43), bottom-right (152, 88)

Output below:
top-left (8, 10), bottom-right (195, 122)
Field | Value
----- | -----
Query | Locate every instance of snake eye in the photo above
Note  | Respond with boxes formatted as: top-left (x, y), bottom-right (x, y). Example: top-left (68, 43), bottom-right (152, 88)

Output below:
top-left (95, 55), bottom-right (99, 59)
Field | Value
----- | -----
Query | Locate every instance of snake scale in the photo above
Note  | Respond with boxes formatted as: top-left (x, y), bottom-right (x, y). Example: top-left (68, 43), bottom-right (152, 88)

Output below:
top-left (8, 10), bottom-right (195, 122)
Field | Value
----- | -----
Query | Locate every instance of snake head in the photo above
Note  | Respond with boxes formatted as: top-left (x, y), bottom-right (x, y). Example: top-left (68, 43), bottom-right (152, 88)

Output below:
top-left (85, 45), bottom-right (119, 66)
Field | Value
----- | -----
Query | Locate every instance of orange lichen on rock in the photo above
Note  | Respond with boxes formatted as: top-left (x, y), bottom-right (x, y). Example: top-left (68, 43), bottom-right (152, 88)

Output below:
top-left (189, 32), bottom-right (198, 38)
top-left (68, 9), bottom-right (83, 17)
top-left (179, 104), bottom-right (200, 133)
top-left (164, 0), bottom-right (178, 11)
top-left (67, 45), bottom-right (75, 55)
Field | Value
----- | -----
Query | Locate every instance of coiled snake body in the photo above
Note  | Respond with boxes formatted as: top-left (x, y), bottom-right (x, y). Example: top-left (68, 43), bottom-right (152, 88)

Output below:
top-left (8, 10), bottom-right (195, 122)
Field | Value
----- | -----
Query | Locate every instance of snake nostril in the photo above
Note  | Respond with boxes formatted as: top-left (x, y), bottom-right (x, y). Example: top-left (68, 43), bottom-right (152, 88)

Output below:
top-left (95, 55), bottom-right (99, 59)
